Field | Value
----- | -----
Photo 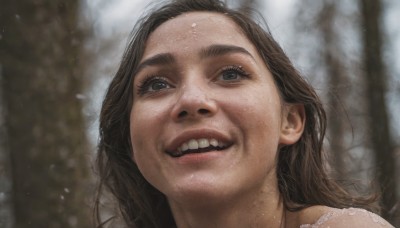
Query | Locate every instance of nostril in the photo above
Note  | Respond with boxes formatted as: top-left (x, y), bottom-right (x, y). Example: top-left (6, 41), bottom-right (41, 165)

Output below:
top-left (198, 108), bottom-right (210, 115)
top-left (178, 110), bottom-right (188, 118)
top-left (176, 108), bottom-right (212, 120)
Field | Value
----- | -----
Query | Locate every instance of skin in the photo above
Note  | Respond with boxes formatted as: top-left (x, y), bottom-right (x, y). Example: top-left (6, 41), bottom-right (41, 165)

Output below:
top-left (130, 12), bottom-right (307, 227)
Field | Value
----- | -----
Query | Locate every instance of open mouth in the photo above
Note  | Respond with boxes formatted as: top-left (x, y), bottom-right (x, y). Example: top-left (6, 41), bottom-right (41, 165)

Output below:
top-left (167, 138), bottom-right (232, 158)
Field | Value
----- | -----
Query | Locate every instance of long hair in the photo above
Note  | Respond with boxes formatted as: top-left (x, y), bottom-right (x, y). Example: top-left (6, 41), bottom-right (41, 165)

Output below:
top-left (94, 0), bottom-right (376, 227)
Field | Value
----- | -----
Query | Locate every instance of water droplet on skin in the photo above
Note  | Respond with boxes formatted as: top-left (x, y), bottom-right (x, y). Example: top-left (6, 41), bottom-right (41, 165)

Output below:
top-left (191, 23), bottom-right (197, 28)
top-left (370, 213), bottom-right (381, 223)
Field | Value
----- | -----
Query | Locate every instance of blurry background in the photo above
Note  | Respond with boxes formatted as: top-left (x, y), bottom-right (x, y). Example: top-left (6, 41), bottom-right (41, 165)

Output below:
top-left (0, 0), bottom-right (399, 227)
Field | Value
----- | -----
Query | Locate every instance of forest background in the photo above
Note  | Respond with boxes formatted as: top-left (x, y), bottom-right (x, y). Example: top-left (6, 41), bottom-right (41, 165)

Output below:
top-left (0, 0), bottom-right (399, 227)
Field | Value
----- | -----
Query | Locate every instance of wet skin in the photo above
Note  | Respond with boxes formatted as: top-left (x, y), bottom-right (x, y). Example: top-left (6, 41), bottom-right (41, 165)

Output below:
top-left (130, 11), bottom-right (304, 227)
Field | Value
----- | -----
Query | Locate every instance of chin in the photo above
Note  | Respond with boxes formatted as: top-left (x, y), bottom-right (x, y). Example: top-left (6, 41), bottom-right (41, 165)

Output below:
top-left (166, 174), bottom-right (231, 205)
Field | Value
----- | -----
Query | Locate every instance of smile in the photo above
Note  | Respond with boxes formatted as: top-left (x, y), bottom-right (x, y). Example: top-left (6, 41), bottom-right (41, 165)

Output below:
top-left (171, 138), bottom-right (229, 157)
top-left (165, 130), bottom-right (233, 158)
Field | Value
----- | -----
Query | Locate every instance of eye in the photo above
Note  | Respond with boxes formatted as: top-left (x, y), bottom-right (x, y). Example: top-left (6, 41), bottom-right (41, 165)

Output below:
top-left (149, 80), bottom-right (168, 91)
top-left (218, 65), bottom-right (250, 82)
top-left (137, 76), bottom-right (172, 95)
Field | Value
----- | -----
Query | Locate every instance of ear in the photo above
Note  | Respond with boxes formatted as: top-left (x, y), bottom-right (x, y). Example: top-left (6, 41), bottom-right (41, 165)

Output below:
top-left (279, 104), bottom-right (305, 145)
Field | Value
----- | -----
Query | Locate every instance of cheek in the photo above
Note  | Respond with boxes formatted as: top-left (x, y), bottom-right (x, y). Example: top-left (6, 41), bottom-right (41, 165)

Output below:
top-left (222, 87), bottom-right (282, 155)
top-left (129, 109), bottom-right (161, 181)
top-left (129, 99), bottom-right (172, 164)
top-left (130, 105), bottom-right (160, 157)
top-left (225, 89), bottom-right (281, 130)
top-left (130, 100), bottom-right (169, 140)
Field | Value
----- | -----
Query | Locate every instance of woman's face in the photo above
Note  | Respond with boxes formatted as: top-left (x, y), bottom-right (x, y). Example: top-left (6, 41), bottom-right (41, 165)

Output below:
top-left (130, 12), bottom-right (296, 204)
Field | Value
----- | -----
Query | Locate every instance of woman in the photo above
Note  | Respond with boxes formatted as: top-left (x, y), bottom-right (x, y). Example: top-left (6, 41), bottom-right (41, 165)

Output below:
top-left (95, 0), bottom-right (395, 227)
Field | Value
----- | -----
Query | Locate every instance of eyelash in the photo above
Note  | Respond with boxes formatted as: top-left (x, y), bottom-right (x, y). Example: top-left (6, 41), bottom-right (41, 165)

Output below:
top-left (136, 65), bottom-right (250, 95)
top-left (136, 75), bottom-right (170, 96)
top-left (219, 65), bottom-right (250, 80)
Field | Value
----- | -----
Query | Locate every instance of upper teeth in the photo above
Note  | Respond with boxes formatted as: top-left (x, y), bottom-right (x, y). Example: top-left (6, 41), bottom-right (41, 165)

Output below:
top-left (178, 138), bottom-right (226, 152)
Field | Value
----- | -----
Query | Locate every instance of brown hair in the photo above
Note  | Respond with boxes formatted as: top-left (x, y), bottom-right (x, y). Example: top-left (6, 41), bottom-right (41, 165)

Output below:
top-left (94, 0), bottom-right (376, 227)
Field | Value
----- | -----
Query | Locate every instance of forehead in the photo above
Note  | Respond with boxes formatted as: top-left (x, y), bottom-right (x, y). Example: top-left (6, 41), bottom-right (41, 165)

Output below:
top-left (142, 12), bottom-right (256, 59)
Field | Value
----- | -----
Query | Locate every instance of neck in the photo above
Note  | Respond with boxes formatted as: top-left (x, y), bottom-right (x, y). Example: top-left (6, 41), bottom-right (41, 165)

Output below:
top-left (168, 186), bottom-right (286, 228)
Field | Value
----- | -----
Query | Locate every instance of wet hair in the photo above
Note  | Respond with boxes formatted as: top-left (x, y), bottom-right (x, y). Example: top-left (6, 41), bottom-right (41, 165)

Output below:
top-left (94, 0), bottom-right (376, 227)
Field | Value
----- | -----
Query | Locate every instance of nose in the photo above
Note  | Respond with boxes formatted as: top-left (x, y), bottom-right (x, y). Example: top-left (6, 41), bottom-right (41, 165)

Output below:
top-left (170, 83), bottom-right (218, 122)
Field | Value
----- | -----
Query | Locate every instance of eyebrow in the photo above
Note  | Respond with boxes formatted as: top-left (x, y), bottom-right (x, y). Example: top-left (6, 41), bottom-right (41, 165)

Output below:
top-left (200, 44), bottom-right (254, 60)
top-left (135, 53), bottom-right (175, 75)
top-left (134, 44), bottom-right (253, 75)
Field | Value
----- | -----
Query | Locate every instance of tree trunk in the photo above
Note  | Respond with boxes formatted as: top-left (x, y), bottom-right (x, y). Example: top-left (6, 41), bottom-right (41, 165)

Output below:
top-left (0, 1), bottom-right (91, 227)
top-left (317, 1), bottom-right (348, 178)
top-left (359, 0), bottom-right (398, 224)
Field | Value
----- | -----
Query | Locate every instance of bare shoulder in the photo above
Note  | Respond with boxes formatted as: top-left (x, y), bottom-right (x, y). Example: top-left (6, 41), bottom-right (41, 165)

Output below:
top-left (298, 207), bottom-right (394, 228)
top-left (295, 205), bottom-right (335, 225)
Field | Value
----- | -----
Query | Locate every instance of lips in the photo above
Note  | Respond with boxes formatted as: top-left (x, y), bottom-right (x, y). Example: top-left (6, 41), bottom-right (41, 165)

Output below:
top-left (165, 130), bottom-right (233, 158)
